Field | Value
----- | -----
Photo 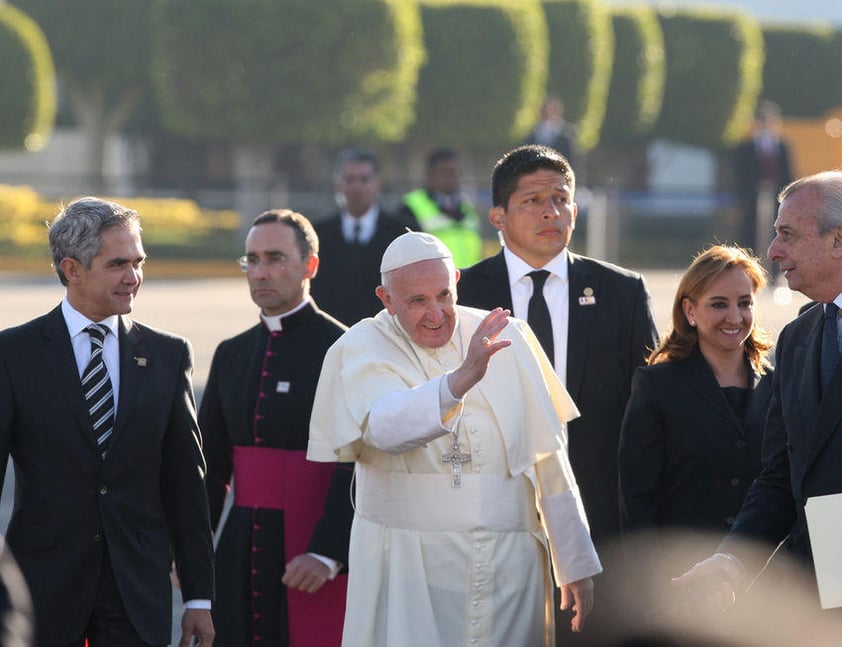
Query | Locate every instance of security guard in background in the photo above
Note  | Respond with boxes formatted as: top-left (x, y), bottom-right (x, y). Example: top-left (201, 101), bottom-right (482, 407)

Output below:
top-left (398, 148), bottom-right (483, 267)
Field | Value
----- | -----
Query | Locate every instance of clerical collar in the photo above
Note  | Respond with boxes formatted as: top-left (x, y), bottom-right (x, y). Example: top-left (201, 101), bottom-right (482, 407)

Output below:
top-left (503, 246), bottom-right (569, 289)
top-left (260, 298), bottom-right (310, 332)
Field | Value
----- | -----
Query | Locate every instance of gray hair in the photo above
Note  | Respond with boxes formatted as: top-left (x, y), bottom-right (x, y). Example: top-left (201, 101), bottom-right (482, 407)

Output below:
top-left (49, 197), bottom-right (141, 286)
top-left (779, 171), bottom-right (842, 235)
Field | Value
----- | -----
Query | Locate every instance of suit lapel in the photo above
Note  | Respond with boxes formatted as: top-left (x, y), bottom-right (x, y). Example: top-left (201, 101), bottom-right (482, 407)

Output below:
top-left (566, 254), bottom-right (597, 401)
top-left (485, 252), bottom-right (514, 311)
top-left (39, 306), bottom-right (93, 442)
top-left (114, 316), bottom-right (143, 441)
top-left (804, 312), bottom-right (842, 474)
top-left (788, 312), bottom-right (824, 477)
top-left (685, 352), bottom-right (742, 430)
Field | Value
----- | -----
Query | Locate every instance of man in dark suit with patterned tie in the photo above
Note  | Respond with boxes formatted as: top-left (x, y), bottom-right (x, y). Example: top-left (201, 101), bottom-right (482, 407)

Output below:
top-left (0, 197), bottom-right (215, 646)
top-left (311, 148), bottom-right (418, 326)
top-left (457, 145), bottom-right (658, 644)
top-left (676, 171), bottom-right (842, 612)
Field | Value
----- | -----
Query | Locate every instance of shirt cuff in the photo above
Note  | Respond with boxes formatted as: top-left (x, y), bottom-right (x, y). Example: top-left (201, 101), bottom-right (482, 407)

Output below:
top-left (309, 553), bottom-right (342, 579)
top-left (184, 599), bottom-right (212, 610)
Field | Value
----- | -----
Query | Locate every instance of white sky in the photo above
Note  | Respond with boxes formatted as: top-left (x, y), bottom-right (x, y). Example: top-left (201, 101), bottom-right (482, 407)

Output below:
top-left (607, 0), bottom-right (842, 27)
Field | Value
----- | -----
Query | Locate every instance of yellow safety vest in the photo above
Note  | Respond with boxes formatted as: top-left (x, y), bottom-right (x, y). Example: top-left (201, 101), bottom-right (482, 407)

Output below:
top-left (403, 189), bottom-right (483, 267)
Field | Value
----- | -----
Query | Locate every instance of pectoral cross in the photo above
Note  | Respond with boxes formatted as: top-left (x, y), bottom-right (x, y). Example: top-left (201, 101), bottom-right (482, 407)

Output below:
top-left (442, 440), bottom-right (471, 488)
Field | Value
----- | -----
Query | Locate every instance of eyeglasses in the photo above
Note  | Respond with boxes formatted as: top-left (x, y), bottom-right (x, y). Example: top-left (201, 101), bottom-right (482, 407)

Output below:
top-left (237, 252), bottom-right (302, 272)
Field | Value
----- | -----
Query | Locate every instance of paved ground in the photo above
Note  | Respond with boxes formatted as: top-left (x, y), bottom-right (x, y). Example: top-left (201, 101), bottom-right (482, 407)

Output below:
top-left (0, 268), bottom-right (811, 641)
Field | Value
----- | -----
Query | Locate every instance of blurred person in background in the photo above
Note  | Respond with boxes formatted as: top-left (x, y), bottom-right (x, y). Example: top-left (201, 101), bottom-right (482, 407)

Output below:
top-left (311, 147), bottom-right (417, 326)
top-left (398, 147), bottom-right (483, 267)
top-left (524, 96), bottom-right (580, 172)
top-left (733, 99), bottom-right (793, 264)
top-left (200, 210), bottom-right (353, 646)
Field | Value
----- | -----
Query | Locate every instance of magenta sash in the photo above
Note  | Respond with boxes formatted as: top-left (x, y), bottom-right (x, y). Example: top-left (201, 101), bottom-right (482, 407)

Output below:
top-left (233, 446), bottom-right (347, 646)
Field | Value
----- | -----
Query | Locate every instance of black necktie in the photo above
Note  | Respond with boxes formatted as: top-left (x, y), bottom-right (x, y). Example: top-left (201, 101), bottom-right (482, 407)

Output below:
top-left (82, 324), bottom-right (115, 459)
top-left (821, 302), bottom-right (839, 393)
top-left (352, 221), bottom-right (363, 245)
top-left (527, 270), bottom-right (554, 366)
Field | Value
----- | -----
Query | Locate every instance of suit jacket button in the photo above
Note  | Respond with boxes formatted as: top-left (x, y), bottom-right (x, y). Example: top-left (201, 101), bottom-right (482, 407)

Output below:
top-left (99, 486), bottom-right (108, 495)
top-left (94, 531), bottom-right (103, 541)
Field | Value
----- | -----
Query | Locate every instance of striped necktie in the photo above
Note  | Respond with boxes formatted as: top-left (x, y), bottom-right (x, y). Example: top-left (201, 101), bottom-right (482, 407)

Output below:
top-left (83, 324), bottom-right (115, 459)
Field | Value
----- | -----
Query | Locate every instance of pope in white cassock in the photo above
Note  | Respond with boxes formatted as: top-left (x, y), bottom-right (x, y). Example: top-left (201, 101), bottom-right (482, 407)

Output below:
top-left (308, 231), bottom-right (602, 646)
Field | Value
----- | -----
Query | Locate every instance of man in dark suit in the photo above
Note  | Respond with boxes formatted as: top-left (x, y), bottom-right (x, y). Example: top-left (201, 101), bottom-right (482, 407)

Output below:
top-left (0, 197), bottom-right (215, 646)
top-left (675, 171), bottom-right (842, 609)
top-left (200, 209), bottom-right (353, 646)
top-left (457, 145), bottom-right (658, 644)
top-left (311, 148), bottom-right (417, 326)
top-left (733, 100), bottom-right (793, 260)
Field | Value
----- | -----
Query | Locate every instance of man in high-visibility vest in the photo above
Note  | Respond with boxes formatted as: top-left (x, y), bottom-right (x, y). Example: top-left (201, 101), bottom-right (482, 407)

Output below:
top-left (399, 148), bottom-right (483, 267)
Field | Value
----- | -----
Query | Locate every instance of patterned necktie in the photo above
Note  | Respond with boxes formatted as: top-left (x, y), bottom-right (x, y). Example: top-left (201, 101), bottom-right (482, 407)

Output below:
top-left (527, 270), bottom-right (554, 366)
top-left (821, 303), bottom-right (839, 393)
top-left (82, 324), bottom-right (115, 459)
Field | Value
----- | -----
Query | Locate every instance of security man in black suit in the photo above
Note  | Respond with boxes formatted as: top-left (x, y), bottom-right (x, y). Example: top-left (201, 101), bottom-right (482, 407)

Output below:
top-left (311, 148), bottom-right (417, 326)
top-left (458, 145), bottom-right (658, 644)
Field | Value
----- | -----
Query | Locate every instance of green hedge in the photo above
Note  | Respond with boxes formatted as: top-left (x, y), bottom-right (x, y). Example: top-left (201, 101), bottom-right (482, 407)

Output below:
top-left (540, 0), bottom-right (613, 150)
top-left (153, 0), bottom-right (424, 143)
top-left (601, 4), bottom-right (664, 144)
top-left (761, 23), bottom-right (842, 118)
top-left (0, 2), bottom-right (55, 150)
top-left (654, 6), bottom-right (764, 148)
top-left (409, 0), bottom-right (547, 147)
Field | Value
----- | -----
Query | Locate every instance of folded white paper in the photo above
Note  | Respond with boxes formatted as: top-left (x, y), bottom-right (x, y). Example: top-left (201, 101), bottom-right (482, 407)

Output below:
top-left (805, 493), bottom-right (842, 609)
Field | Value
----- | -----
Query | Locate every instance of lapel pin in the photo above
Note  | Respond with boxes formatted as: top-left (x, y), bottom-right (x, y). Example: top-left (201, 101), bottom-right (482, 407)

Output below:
top-left (133, 356), bottom-right (147, 367)
top-left (276, 381), bottom-right (291, 393)
top-left (578, 287), bottom-right (596, 306)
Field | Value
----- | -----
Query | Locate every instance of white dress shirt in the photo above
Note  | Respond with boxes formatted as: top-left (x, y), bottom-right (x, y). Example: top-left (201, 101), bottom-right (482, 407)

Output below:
top-left (341, 206), bottom-right (379, 244)
top-left (503, 247), bottom-right (570, 384)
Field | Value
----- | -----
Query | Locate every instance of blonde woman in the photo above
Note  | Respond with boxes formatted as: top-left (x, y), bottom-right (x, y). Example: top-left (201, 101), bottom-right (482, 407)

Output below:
top-left (619, 245), bottom-right (773, 565)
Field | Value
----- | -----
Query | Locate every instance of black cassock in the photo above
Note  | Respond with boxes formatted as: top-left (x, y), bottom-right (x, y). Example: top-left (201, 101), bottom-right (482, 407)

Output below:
top-left (200, 302), bottom-right (353, 646)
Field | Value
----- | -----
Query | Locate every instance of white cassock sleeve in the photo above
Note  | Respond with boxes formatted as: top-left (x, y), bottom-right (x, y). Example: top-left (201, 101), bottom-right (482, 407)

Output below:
top-left (528, 449), bottom-right (603, 585)
top-left (364, 374), bottom-right (464, 454)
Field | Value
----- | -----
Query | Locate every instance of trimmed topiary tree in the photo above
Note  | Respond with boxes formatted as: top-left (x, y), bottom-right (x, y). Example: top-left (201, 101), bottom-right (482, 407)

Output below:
top-left (12, 0), bottom-right (153, 190)
top-left (601, 4), bottom-right (665, 144)
top-left (409, 0), bottom-right (548, 148)
top-left (654, 6), bottom-right (764, 149)
top-left (153, 0), bottom-right (424, 144)
top-left (153, 0), bottom-right (425, 221)
top-left (761, 23), bottom-right (842, 118)
top-left (0, 2), bottom-right (55, 150)
top-left (539, 0), bottom-right (614, 150)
